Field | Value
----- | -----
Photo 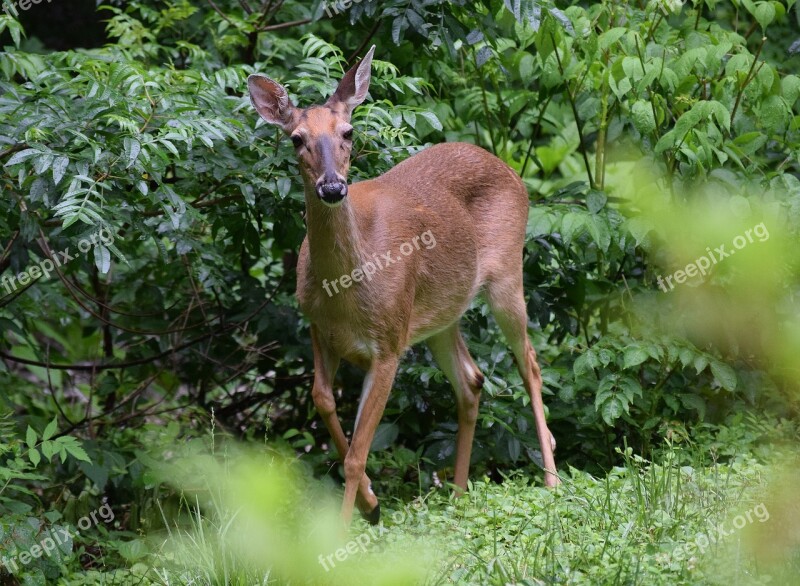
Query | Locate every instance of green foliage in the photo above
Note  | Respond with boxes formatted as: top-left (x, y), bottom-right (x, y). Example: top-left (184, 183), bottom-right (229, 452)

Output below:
top-left (107, 417), bottom-right (799, 585)
top-left (1, 0), bottom-right (799, 581)
top-left (0, 413), bottom-right (104, 584)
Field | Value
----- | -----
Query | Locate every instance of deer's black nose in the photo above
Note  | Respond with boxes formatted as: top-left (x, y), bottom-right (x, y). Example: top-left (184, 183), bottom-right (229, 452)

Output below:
top-left (316, 181), bottom-right (347, 204)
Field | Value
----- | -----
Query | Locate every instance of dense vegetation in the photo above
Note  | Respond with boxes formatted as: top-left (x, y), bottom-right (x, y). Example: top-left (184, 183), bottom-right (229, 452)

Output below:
top-left (1, 0), bottom-right (798, 583)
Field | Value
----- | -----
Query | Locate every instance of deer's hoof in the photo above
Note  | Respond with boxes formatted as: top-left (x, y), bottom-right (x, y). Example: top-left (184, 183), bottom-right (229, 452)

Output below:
top-left (545, 473), bottom-right (562, 488)
top-left (361, 503), bottom-right (381, 525)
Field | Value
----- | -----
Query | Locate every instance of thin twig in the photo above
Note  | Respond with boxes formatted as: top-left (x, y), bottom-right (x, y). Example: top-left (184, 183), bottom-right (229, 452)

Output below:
top-left (259, 17), bottom-right (311, 31)
top-left (0, 143), bottom-right (27, 160)
top-left (551, 33), bottom-right (595, 189)
top-left (348, 19), bottom-right (383, 64)
top-left (207, 0), bottom-right (237, 27)
top-left (730, 36), bottom-right (767, 127)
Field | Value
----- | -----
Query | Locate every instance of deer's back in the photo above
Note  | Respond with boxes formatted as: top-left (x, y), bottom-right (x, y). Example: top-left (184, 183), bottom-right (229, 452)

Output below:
top-left (358, 141), bottom-right (530, 287)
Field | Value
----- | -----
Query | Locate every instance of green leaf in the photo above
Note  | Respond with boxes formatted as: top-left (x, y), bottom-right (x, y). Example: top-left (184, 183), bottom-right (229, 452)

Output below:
top-left (707, 100), bottom-right (731, 131)
top-left (94, 245), bottom-right (111, 274)
top-left (507, 435), bottom-right (521, 461)
top-left (585, 215), bottom-right (611, 251)
top-left (601, 397), bottom-right (624, 425)
top-left (664, 394), bottom-right (680, 413)
top-left (30, 177), bottom-right (48, 203)
top-left (33, 152), bottom-right (54, 175)
top-left (124, 137), bottom-right (141, 169)
top-left (623, 346), bottom-right (649, 369)
top-left (710, 361), bottom-right (737, 391)
top-left (560, 211), bottom-right (586, 244)
top-left (56, 436), bottom-right (92, 463)
top-left (118, 539), bottom-right (149, 562)
top-left (655, 129), bottom-right (677, 153)
top-left (694, 355), bottom-right (709, 374)
top-left (726, 54), bottom-right (753, 78)
top-left (41, 440), bottom-right (57, 462)
top-left (4, 148), bottom-right (38, 166)
top-left (679, 394), bottom-right (707, 419)
top-left (52, 156), bottom-right (69, 185)
top-left (43, 417), bottom-right (58, 441)
top-left (598, 27), bottom-right (627, 50)
top-left (29, 448), bottom-right (41, 467)
top-left (391, 16), bottom-right (404, 44)
top-left (406, 10), bottom-right (425, 34)
top-left (753, 1), bottom-right (776, 28)
top-left (621, 56), bottom-right (644, 82)
top-left (518, 53), bottom-right (534, 80)
top-left (673, 102), bottom-right (709, 142)
top-left (371, 423), bottom-right (399, 450)
top-left (659, 67), bottom-right (678, 91)
top-left (758, 95), bottom-right (789, 132)
top-left (626, 218), bottom-right (653, 245)
top-left (574, 350), bottom-right (599, 376)
top-left (66, 444), bottom-right (91, 463)
top-left (527, 208), bottom-right (554, 237)
top-left (548, 7), bottom-right (574, 35)
top-left (475, 46), bottom-right (493, 67)
top-left (418, 111), bottom-right (442, 131)
top-left (586, 190), bottom-right (607, 214)
top-left (26, 425), bottom-right (37, 449)
top-left (781, 74), bottom-right (800, 105)
top-left (732, 131), bottom-right (768, 155)
top-left (619, 377), bottom-right (643, 401)
top-left (632, 100), bottom-right (656, 135)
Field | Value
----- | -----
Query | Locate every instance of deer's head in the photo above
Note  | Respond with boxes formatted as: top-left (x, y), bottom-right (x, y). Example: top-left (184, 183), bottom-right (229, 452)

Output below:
top-left (247, 46), bottom-right (375, 207)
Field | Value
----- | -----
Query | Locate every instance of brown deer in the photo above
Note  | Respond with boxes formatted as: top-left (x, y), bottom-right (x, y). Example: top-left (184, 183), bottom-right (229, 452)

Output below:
top-left (247, 46), bottom-right (559, 525)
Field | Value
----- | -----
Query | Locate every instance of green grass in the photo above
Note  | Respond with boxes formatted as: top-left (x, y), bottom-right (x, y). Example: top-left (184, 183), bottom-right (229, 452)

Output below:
top-left (360, 446), bottom-right (793, 585)
top-left (53, 420), bottom-right (800, 585)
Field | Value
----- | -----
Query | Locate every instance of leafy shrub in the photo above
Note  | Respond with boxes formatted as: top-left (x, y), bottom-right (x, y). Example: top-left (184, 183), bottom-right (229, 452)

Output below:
top-left (0, 0), bottom-right (798, 551)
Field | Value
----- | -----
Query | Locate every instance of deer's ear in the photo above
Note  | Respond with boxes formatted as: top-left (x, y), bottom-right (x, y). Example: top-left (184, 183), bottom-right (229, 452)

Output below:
top-left (247, 74), bottom-right (295, 130)
top-left (327, 45), bottom-right (375, 114)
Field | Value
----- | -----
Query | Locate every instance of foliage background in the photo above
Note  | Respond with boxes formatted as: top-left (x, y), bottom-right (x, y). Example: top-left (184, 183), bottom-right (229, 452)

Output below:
top-left (0, 0), bottom-right (799, 583)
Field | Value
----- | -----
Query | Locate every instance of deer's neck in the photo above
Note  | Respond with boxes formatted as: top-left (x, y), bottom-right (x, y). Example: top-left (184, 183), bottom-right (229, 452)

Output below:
top-left (304, 184), bottom-right (366, 283)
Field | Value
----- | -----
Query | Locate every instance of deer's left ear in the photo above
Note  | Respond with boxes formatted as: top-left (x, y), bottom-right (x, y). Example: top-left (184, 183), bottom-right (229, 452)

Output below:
top-left (327, 45), bottom-right (375, 114)
top-left (247, 74), bottom-right (296, 131)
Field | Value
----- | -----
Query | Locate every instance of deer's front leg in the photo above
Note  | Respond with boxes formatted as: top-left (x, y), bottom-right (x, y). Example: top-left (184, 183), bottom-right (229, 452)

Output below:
top-left (341, 355), bottom-right (399, 525)
top-left (310, 326), bottom-right (380, 523)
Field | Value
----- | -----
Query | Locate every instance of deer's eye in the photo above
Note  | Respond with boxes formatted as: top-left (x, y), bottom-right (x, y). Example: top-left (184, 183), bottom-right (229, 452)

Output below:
top-left (342, 128), bottom-right (353, 141)
top-left (290, 134), bottom-right (303, 148)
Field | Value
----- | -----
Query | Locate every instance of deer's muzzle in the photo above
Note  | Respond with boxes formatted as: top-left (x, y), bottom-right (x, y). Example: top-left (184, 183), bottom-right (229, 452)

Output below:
top-left (316, 178), bottom-right (348, 205)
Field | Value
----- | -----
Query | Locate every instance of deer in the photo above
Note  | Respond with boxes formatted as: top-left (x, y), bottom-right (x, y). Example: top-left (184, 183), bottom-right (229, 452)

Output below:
top-left (247, 45), bottom-right (560, 526)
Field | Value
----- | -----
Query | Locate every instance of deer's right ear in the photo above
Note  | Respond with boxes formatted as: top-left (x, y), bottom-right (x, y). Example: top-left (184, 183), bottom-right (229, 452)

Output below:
top-left (247, 74), bottom-right (295, 130)
top-left (328, 45), bottom-right (375, 114)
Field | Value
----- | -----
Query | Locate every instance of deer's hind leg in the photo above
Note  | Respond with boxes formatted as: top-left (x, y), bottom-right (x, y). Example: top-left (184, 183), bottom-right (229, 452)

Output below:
top-left (427, 323), bottom-right (485, 492)
top-left (485, 276), bottom-right (560, 487)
